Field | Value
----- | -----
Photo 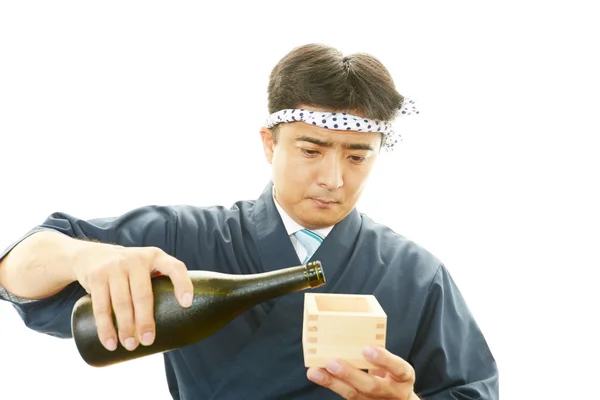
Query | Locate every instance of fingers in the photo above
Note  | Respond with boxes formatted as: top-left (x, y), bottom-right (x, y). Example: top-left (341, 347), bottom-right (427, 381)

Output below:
top-left (83, 246), bottom-right (190, 353)
top-left (108, 271), bottom-right (138, 351)
top-left (307, 368), bottom-right (362, 400)
top-left (362, 346), bottom-right (415, 384)
top-left (152, 252), bottom-right (194, 308)
top-left (368, 368), bottom-right (387, 378)
top-left (129, 265), bottom-right (156, 346)
top-left (89, 272), bottom-right (117, 351)
top-left (307, 349), bottom-right (416, 399)
top-left (323, 359), bottom-right (389, 398)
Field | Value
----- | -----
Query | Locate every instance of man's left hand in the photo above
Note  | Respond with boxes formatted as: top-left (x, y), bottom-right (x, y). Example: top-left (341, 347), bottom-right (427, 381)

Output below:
top-left (307, 346), bottom-right (419, 399)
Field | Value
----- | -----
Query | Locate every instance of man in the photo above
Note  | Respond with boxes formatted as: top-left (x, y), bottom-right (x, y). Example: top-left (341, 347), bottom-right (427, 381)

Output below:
top-left (0, 43), bottom-right (498, 399)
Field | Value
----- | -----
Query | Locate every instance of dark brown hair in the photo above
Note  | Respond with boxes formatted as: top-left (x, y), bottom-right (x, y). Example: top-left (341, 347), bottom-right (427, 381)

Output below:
top-left (267, 43), bottom-right (404, 140)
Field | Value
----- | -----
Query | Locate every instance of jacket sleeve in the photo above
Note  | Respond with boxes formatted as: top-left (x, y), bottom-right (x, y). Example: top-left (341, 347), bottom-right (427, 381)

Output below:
top-left (410, 265), bottom-right (499, 399)
top-left (0, 205), bottom-right (180, 339)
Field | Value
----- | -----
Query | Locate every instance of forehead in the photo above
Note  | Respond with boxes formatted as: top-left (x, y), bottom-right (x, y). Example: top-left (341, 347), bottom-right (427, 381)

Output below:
top-left (280, 120), bottom-right (382, 146)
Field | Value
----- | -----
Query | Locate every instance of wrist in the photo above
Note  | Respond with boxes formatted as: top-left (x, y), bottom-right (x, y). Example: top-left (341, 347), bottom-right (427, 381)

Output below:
top-left (39, 231), bottom-right (87, 286)
top-left (69, 238), bottom-right (122, 283)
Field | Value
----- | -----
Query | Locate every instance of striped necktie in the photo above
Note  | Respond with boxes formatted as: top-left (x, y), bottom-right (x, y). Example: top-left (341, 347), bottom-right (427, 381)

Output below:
top-left (293, 229), bottom-right (324, 263)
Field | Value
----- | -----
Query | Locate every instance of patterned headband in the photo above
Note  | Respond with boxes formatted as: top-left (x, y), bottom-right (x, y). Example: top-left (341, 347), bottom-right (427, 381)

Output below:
top-left (265, 98), bottom-right (418, 151)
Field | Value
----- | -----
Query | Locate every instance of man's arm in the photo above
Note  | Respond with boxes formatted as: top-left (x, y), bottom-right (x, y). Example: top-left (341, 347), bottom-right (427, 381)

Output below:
top-left (409, 265), bottom-right (499, 399)
top-left (0, 229), bottom-right (105, 300)
top-left (0, 206), bottom-right (193, 348)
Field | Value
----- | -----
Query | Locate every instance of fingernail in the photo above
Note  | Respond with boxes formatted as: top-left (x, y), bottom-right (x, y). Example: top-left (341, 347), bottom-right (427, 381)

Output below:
top-left (141, 331), bottom-right (155, 346)
top-left (326, 360), bottom-right (342, 374)
top-left (181, 292), bottom-right (193, 307)
top-left (308, 369), bottom-right (324, 382)
top-left (124, 337), bottom-right (137, 351)
top-left (105, 338), bottom-right (117, 351)
top-left (364, 346), bottom-right (378, 360)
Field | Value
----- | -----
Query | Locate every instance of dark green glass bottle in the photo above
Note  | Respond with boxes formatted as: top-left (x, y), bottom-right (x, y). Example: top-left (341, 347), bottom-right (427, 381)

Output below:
top-left (71, 261), bottom-right (325, 367)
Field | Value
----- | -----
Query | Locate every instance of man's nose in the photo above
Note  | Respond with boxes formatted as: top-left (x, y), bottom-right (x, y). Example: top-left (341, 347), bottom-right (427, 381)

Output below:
top-left (317, 154), bottom-right (344, 190)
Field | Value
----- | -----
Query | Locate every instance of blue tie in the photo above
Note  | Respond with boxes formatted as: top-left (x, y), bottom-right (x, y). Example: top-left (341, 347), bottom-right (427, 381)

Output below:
top-left (293, 229), bottom-right (324, 263)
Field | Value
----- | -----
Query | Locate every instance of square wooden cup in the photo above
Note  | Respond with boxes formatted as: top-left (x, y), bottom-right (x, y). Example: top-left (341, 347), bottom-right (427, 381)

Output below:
top-left (302, 293), bottom-right (387, 369)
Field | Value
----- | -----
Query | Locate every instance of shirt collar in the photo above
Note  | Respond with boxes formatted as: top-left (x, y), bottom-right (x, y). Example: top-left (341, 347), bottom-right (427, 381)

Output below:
top-left (272, 186), bottom-right (334, 238)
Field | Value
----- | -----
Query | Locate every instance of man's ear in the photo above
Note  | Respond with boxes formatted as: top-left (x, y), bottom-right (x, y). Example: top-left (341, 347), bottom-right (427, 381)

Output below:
top-left (259, 126), bottom-right (275, 164)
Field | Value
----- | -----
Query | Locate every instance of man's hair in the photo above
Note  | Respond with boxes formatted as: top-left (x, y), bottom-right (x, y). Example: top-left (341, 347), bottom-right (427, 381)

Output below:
top-left (267, 43), bottom-right (404, 141)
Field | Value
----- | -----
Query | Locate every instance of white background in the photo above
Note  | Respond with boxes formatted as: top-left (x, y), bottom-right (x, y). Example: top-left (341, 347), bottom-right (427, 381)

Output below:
top-left (1, 1), bottom-right (598, 399)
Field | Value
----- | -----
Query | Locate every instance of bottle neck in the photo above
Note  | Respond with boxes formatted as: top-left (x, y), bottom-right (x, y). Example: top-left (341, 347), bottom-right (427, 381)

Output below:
top-left (230, 262), bottom-right (325, 304)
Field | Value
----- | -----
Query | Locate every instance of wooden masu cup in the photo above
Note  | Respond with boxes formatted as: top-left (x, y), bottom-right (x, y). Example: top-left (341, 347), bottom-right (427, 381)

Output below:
top-left (302, 293), bottom-right (387, 369)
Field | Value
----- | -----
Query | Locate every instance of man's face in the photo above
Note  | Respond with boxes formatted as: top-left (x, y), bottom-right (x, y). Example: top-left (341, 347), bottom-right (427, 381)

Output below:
top-left (260, 111), bottom-right (381, 230)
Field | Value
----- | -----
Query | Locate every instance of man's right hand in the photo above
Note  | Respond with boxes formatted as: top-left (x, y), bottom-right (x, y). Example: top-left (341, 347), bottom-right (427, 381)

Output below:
top-left (73, 245), bottom-right (193, 352)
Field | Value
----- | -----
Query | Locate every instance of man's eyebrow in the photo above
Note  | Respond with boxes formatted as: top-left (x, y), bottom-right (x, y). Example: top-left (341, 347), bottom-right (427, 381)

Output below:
top-left (295, 135), bottom-right (374, 151)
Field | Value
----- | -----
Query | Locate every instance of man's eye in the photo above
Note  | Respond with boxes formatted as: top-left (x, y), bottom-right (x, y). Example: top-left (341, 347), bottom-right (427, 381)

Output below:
top-left (349, 156), bottom-right (366, 163)
top-left (302, 149), bottom-right (320, 156)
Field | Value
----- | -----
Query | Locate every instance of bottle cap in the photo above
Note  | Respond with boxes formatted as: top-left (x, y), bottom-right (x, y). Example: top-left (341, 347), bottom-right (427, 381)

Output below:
top-left (304, 261), bottom-right (326, 288)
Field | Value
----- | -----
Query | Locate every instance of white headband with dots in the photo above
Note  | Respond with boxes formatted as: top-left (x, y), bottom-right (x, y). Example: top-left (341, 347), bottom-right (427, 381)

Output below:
top-left (265, 98), bottom-right (419, 151)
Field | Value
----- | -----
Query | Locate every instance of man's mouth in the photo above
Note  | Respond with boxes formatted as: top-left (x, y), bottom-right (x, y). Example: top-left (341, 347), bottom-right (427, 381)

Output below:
top-left (310, 198), bottom-right (339, 207)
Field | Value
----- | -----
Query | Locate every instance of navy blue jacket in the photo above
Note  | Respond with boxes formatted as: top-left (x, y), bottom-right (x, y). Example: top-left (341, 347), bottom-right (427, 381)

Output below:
top-left (0, 182), bottom-right (499, 399)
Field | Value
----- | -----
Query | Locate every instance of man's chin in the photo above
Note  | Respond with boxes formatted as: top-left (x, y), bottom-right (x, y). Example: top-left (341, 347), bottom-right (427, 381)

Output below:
top-left (299, 207), bottom-right (346, 229)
